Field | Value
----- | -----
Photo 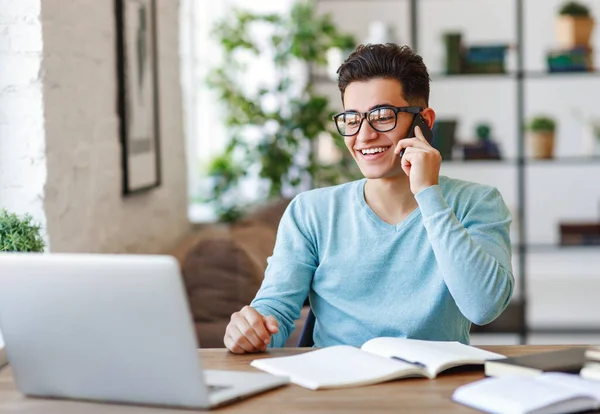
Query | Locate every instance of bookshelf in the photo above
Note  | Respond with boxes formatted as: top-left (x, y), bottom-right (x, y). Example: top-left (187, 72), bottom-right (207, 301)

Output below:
top-left (316, 0), bottom-right (600, 343)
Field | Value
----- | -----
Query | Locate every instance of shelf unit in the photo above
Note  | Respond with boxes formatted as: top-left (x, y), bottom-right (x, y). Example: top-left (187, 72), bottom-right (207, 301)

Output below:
top-left (317, 0), bottom-right (600, 343)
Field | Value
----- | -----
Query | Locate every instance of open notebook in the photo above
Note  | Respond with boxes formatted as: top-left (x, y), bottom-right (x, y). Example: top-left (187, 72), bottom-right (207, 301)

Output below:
top-left (452, 372), bottom-right (600, 414)
top-left (250, 338), bottom-right (505, 390)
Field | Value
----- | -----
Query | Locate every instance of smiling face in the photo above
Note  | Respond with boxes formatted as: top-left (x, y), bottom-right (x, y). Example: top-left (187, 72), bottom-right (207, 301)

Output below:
top-left (342, 78), bottom-right (415, 180)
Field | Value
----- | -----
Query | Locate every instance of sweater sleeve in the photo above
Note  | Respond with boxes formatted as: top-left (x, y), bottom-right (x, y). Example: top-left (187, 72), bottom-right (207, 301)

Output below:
top-left (415, 185), bottom-right (514, 325)
top-left (250, 196), bottom-right (318, 347)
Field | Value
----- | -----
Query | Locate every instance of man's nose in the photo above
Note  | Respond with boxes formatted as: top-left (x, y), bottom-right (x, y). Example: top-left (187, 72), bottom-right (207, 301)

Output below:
top-left (356, 119), bottom-right (378, 142)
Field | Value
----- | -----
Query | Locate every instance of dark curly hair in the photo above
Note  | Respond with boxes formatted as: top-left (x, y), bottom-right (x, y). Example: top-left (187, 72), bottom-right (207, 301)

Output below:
top-left (337, 43), bottom-right (430, 107)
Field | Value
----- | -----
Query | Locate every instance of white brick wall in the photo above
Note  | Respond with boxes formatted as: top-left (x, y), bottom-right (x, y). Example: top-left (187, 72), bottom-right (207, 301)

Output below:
top-left (0, 0), bottom-right (47, 235)
top-left (0, 0), bottom-right (189, 253)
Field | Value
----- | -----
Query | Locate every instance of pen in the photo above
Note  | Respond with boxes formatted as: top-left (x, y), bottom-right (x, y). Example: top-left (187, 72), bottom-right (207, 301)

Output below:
top-left (391, 356), bottom-right (426, 368)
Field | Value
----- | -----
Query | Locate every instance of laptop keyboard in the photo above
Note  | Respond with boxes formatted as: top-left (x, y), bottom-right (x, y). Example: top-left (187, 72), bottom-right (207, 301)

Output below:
top-left (207, 384), bottom-right (231, 393)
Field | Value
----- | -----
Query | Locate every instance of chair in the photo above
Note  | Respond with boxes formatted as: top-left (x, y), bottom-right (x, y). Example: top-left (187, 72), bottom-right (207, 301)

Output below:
top-left (297, 308), bottom-right (315, 347)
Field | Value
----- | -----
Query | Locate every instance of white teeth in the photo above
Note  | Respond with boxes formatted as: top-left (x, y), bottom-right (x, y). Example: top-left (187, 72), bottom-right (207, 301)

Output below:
top-left (361, 147), bottom-right (389, 155)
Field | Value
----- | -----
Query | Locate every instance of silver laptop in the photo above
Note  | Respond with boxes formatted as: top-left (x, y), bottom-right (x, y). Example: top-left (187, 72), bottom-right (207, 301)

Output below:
top-left (0, 253), bottom-right (288, 409)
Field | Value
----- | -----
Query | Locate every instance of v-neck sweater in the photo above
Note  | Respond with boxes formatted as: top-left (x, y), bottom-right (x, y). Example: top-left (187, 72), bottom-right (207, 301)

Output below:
top-left (251, 176), bottom-right (514, 348)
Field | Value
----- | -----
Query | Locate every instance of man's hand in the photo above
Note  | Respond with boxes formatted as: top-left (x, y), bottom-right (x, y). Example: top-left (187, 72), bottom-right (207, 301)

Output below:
top-left (224, 306), bottom-right (279, 354)
top-left (394, 126), bottom-right (442, 195)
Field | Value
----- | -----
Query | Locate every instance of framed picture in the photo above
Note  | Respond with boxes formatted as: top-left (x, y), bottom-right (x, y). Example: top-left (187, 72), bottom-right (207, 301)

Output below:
top-left (115, 0), bottom-right (161, 195)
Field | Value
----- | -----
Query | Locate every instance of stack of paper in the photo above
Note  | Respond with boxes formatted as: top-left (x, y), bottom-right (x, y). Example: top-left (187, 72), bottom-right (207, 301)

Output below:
top-left (452, 373), bottom-right (600, 414)
top-left (581, 346), bottom-right (600, 381)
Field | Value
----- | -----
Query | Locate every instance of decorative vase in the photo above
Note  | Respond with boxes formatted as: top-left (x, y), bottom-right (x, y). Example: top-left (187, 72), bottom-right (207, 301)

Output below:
top-left (530, 131), bottom-right (555, 159)
top-left (556, 16), bottom-right (595, 48)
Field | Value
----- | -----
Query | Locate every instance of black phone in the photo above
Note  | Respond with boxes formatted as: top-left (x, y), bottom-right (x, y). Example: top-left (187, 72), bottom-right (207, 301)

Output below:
top-left (399, 114), bottom-right (434, 157)
top-left (408, 113), bottom-right (434, 142)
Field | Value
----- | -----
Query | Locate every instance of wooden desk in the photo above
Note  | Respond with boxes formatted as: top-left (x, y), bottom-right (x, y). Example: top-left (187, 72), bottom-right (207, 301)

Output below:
top-left (0, 345), bottom-right (580, 413)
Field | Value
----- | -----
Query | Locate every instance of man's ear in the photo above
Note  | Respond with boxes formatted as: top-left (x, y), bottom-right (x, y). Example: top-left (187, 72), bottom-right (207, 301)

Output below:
top-left (421, 107), bottom-right (436, 129)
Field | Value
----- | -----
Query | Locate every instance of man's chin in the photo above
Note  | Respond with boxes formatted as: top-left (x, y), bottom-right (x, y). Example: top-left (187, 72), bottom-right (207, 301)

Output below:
top-left (359, 167), bottom-right (404, 180)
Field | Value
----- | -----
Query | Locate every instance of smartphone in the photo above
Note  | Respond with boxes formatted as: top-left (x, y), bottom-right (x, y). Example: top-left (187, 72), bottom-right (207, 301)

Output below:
top-left (399, 114), bottom-right (434, 157)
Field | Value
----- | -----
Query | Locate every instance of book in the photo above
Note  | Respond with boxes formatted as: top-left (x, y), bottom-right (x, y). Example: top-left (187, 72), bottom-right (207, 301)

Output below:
top-left (453, 372), bottom-right (600, 414)
top-left (585, 345), bottom-right (600, 362)
top-left (250, 338), bottom-right (504, 390)
top-left (546, 47), bottom-right (593, 73)
top-left (484, 348), bottom-right (587, 378)
top-left (580, 346), bottom-right (600, 381)
top-left (580, 363), bottom-right (600, 382)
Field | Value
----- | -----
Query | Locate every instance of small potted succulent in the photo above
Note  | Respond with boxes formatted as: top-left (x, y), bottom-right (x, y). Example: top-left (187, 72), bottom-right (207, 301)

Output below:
top-left (0, 209), bottom-right (45, 252)
top-left (527, 116), bottom-right (557, 159)
top-left (556, 2), bottom-right (595, 48)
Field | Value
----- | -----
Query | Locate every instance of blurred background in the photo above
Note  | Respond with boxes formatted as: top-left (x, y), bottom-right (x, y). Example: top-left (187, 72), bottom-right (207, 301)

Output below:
top-left (1, 0), bottom-right (599, 347)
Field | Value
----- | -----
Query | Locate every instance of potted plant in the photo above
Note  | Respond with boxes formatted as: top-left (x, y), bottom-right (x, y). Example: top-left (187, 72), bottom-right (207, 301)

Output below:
top-left (205, 0), bottom-right (360, 222)
top-left (556, 2), bottom-right (595, 49)
top-left (0, 209), bottom-right (45, 252)
top-left (527, 116), bottom-right (557, 159)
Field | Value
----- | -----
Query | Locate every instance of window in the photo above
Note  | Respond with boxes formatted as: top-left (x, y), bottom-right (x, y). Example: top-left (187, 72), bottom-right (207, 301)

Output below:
top-left (180, 0), bottom-right (294, 222)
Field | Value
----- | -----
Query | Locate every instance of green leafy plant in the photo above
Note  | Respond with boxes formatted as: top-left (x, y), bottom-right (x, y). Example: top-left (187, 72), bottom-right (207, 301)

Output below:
top-left (559, 2), bottom-right (591, 17)
top-left (0, 209), bottom-right (45, 252)
top-left (527, 116), bottom-right (557, 133)
top-left (204, 0), bottom-right (360, 221)
top-left (475, 123), bottom-right (492, 142)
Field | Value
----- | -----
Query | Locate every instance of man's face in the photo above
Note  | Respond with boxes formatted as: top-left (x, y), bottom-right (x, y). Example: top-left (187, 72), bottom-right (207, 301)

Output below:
top-left (341, 78), bottom-right (415, 180)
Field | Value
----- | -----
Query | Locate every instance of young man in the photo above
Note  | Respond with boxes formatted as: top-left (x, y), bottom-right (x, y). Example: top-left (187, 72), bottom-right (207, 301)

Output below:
top-left (224, 43), bottom-right (514, 354)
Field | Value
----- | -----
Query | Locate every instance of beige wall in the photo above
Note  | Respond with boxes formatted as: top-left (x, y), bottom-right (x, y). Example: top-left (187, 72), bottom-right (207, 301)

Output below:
top-left (40, 0), bottom-right (189, 253)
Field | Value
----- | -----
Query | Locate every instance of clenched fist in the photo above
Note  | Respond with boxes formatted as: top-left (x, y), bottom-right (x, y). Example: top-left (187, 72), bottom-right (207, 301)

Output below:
top-left (224, 306), bottom-right (279, 354)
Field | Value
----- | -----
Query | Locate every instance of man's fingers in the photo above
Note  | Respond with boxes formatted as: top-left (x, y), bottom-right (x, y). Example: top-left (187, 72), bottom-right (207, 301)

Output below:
top-left (264, 316), bottom-right (279, 334)
top-left (414, 125), bottom-right (428, 143)
top-left (394, 138), bottom-right (428, 155)
top-left (243, 308), bottom-right (272, 344)
top-left (224, 334), bottom-right (245, 354)
top-left (225, 307), bottom-right (277, 354)
top-left (233, 313), bottom-right (266, 349)
top-left (230, 325), bottom-right (261, 353)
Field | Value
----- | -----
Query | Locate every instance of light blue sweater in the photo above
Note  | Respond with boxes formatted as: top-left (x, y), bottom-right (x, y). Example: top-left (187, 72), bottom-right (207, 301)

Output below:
top-left (250, 176), bottom-right (514, 348)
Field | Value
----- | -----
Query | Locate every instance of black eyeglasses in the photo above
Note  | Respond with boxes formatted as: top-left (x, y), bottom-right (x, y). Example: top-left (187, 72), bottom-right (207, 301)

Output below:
top-left (332, 106), bottom-right (424, 137)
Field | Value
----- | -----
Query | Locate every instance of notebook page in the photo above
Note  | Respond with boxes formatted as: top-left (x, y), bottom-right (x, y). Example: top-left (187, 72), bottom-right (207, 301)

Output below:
top-left (452, 376), bottom-right (597, 414)
top-left (251, 345), bottom-right (421, 390)
top-left (537, 373), bottom-right (600, 400)
top-left (361, 338), bottom-right (505, 377)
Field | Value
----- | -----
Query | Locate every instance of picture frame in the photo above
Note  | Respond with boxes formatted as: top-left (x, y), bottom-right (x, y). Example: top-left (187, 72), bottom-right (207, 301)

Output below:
top-left (115, 0), bottom-right (161, 195)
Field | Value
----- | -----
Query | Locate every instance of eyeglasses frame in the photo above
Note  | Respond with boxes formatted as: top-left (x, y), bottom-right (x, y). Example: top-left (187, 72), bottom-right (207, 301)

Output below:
top-left (332, 105), bottom-right (424, 137)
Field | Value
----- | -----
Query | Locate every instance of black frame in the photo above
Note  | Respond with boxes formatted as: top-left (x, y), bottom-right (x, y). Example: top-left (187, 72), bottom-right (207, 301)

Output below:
top-left (115, 0), bottom-right (162, 195)
top-left (333, 105), bottom-right (423, 136)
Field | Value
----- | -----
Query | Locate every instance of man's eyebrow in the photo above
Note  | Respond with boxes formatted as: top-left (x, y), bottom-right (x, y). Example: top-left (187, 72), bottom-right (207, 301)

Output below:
top-left (344, 103), bottom-right (394, 113)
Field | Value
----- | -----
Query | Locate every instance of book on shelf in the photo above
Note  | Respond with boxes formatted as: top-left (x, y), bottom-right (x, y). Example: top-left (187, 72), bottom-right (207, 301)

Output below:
top-left (452, 372), bottom-right (600, 414)
top-left (580, 363), bottom-right (600, 382)
top-left (560, 222), bottom-right (600, 246)
top-left (546, 47), bottom-right (593, 73)
top-left (484, 348), bottom-right (587, 378)
top-left (465, 44), bottom-right (508, 74)
top-left (586, 345), bottom-right (600, 361)
top-left (250, 338), bottom-right (504, 390)
top-left (580, 345), bottom-right (600, 381)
